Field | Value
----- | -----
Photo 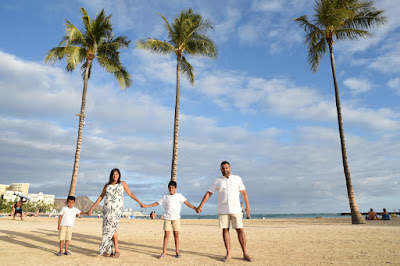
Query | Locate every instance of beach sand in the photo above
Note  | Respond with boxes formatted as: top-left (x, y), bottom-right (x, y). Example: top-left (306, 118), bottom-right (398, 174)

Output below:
top-left (0, 216), bottom-right (399, 265)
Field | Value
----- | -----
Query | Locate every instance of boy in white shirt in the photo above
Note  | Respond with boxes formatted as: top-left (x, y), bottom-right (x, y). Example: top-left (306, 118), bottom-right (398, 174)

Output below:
top-left (144, 181), bottom-right (197, 259)
top-left (57, 196), bottom-right (88, 256)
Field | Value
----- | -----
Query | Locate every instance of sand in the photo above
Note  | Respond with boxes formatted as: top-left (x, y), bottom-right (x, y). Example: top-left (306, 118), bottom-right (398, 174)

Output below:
top-left (0, 216), bottom-right (399, 265)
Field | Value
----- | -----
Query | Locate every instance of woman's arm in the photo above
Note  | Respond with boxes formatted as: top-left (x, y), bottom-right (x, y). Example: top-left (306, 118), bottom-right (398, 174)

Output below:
top-left (88, 184), bottom-right (107, 215)
top-left (122, 181), bottom-right (145, 208)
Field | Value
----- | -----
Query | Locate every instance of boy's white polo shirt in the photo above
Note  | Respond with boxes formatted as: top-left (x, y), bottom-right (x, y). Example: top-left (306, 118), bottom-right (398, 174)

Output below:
top-left (208, 175), bottom-right (246, 214)
top-left (158, 193), bottom-right (187, 220)
top-left (59, 206), bottom-right (81, 227)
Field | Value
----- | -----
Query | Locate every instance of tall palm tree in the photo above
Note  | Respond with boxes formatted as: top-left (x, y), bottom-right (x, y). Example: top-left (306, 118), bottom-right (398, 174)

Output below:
top-left (137, 8), bottom-right (217, 181)
top-left (45, 8), bottom-right (131, 196)
top-left (294, 0), bottom-right (386, 224)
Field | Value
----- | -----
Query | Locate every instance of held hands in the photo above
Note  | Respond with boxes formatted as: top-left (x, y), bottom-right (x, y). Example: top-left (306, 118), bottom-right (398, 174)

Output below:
top-left (88, 209), bottom-right (93, 216)
top-left (139, 202), bottom-right (147, 208)
top-left (196, 206), bottom-right (202, 214)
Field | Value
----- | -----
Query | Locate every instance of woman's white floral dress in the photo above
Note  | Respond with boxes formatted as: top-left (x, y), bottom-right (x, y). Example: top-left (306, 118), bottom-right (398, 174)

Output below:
top-left (99, 183), bottom-right (124, 255)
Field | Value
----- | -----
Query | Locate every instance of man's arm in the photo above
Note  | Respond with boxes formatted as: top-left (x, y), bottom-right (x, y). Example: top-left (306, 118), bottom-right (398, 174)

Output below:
top-left (197, 191), bottom-right (213, 213)
top-left (240, 190), bottom-right (251, 219)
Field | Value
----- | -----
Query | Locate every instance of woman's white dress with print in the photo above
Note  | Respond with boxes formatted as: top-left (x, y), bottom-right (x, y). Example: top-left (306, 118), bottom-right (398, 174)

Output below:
top-left (99, 183), bottom-right (124, 255)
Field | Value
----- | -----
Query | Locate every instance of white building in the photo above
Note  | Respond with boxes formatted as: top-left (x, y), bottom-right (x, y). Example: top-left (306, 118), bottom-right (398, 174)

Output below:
top-left (0, 183), bottom-right (54, 205)
top-left (27, 192), bottom-right (55, 205)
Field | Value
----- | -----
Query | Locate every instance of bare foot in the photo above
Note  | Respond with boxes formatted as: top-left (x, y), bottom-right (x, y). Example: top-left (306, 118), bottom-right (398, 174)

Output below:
top-left (222, 255), bottom-right (231, 262)
top-left (244, 255), bottom-right (254, 262)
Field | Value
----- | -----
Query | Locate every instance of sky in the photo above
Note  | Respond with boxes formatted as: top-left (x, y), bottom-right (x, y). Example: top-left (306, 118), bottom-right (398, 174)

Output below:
top-left (0, 0), bottom-right (399, 215)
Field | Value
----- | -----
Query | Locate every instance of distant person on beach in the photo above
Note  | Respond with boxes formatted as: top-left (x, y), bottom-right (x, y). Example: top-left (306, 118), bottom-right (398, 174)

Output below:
top-left (88, 168), bottom-right (145, 258)
top-left (382, 208), bottom-right (390, 220)
top-left (368, 208), bottom-right (378, 220)
top-left (197, 161), bottom-right (253, 262)
top-left (149, 211), bottom-right (157, 220)
top-left (13, 198), bottom-right (27, 220)
top-left (57, 196), bottom-right (88, 256)
top-left (143, 181), bottom-right (197, 259)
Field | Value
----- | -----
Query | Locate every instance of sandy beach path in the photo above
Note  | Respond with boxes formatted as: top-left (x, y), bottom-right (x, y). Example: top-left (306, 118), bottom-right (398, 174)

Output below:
top-left (1, 217), bottom-right (399, 265)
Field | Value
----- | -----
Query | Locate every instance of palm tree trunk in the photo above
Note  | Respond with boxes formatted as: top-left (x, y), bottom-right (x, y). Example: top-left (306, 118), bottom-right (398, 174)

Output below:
top-left (170, 56), bottom-right (181, 181)
top-left (328, 43), bottom-right (365, 224)
top-left (68, 61), bottom-right (92, 196)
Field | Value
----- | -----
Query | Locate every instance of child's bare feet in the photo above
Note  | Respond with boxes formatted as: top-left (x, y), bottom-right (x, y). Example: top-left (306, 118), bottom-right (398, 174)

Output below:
top-left (222, 255), bottom-right (231, 262)
top-left (158, 254), bottom-right (166, 259)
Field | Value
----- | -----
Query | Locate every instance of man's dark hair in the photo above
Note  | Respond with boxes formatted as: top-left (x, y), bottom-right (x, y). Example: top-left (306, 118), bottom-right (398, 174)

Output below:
top-left (168, 181), bottom-right (177, 188)
top-left (67, 196), bottom-right (76, 203)
top-left (220, 161), bottom-right (230, 167)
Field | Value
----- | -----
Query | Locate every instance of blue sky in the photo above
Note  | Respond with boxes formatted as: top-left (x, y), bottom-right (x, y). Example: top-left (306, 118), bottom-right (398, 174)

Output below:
top-left (1, 0), bottom-right (399, 215)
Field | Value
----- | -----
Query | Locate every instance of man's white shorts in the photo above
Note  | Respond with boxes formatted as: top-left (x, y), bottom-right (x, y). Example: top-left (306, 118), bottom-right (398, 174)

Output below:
top-left (218, 213), bottom-right (243, 229)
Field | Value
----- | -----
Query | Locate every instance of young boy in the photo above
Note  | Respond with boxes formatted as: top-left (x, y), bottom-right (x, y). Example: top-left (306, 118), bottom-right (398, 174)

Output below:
top-left (57, 196), bottom-right (88, 256)
top-left (144, 181), bottom-right (197, 259)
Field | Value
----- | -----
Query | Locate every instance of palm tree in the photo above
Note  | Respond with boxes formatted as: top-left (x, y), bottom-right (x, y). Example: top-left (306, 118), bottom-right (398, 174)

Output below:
top-left (294, 0), bottom-right (386, 224)
top-left (45, 8), bottom-right (131, 196)
top-left (137, 8), bottom-right (217, 181)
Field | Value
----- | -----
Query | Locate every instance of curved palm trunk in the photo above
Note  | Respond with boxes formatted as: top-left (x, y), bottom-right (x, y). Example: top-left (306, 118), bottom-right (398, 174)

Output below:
top-left (170, 56), bottom-right (181, 181)
top-left (68, 60), bottom-right (92, 196)
top-left (328, 43), bottom-right (365, 224)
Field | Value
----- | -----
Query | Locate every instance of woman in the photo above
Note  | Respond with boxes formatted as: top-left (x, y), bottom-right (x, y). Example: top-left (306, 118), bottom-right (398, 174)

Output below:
top-left (88, 168), bottom-right (144, 257)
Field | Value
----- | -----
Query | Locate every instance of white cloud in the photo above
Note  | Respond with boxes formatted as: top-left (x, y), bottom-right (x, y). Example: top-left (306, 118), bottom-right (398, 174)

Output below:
top-left (387, 77), bottom-right (400, 95)
top-left (369, 41), bottom-right (400, 74)
top-left (343, 77), bottom-right (372, 95)
top-left (196, 70), bottom-right (400, 131)
top-left (214, 8), bottom-right (242, 43)
top-left (251, 0), bottom-right (283, 12)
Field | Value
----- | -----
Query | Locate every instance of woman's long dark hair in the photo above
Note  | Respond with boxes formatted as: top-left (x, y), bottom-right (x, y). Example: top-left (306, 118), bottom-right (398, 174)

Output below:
top-left (108, 168), bottom-right (121, 184)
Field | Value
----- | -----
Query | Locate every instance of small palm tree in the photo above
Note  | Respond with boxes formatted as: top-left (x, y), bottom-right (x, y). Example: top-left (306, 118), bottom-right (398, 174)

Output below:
top-left (294, 0), bottom-right (386, 224)
top-left (137, 8), bottom-right (217, 181)
top-left (45, 8), bottom-right (131, 196)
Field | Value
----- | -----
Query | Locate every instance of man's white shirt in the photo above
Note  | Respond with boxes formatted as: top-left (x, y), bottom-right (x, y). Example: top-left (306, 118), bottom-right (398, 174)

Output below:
top-left (208, 175), bottom-right (246, 214)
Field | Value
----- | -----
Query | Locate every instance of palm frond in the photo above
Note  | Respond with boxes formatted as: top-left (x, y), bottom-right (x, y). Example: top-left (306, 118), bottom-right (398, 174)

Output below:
top-left (44, 47), bottom-right (67, 63)
top-left (158, 13), bottom-right (177, 46)
top-left (185, 36), bottom-right (217, 59)
top-left (136, 38), bottom-right (175, 55)
top-left (180, 55), bottom-right (194, 85)
top-left (62, 20), bottom-right (86, 47)
top-left (336, 28), bottom-right (370, 40)
top-left (80, 8), bottom-right (91, 32)
top-left (308, 37), bottom-right (327, 73)
top-left (113, 65), bottom-right (132, 89)
top-left (65, 46), bottom-right (87, 71)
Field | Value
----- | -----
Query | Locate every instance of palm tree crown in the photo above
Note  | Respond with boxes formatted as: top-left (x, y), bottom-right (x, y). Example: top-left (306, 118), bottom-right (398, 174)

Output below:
top-left (45, 7), bottom-right (131, 88)
top-left (294, 0), bottom-right (386, 72)
top-left (137, 8), bottom-right (217, 84)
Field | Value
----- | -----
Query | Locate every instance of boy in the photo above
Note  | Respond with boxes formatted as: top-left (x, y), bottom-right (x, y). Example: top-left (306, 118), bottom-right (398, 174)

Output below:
top-left (144, 181), bottom-right (197, 259)
top-left (57, 196), bottom-right (88, 256)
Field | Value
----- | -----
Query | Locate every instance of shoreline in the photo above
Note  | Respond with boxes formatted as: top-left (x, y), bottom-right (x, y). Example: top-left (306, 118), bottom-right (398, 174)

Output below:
top-left (1, 216), bottom-right (399, 265)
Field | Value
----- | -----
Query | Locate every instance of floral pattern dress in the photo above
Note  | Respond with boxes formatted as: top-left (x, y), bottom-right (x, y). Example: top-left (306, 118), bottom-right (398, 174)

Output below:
top-left (99, 183), bottom-right (124, 255)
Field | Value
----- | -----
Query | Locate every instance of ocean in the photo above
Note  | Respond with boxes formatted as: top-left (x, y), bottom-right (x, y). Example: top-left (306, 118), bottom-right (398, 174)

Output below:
top-left (179, 213), bottom-right (343, 220)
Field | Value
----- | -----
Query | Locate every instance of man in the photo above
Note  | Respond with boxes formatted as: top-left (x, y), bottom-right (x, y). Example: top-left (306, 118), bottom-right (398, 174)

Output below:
top-left (13, 198), bottom-right (26, 220)
top-left (368, 208), bottom-right (377, 220)
top-left (197, 161), bottom-right (253, 262)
